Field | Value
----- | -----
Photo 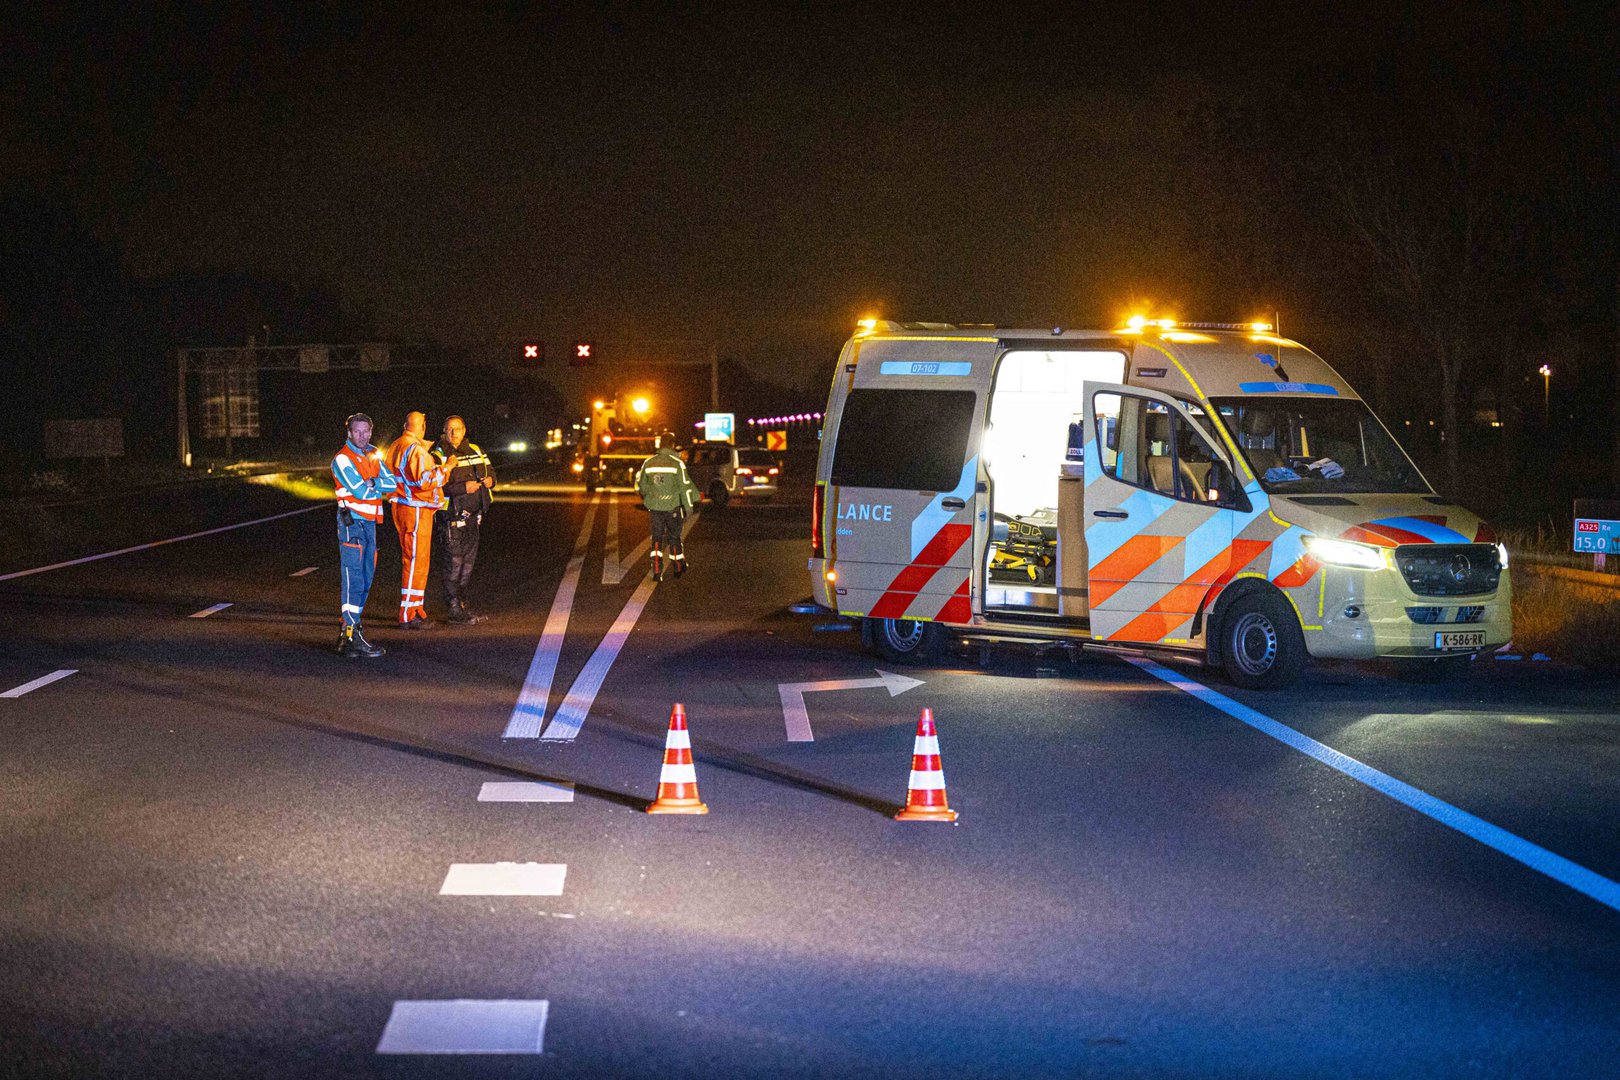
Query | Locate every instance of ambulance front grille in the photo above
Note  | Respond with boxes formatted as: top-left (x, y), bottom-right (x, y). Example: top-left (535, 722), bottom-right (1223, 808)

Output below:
top-left (1394, 544), bottom-right (1501, 597)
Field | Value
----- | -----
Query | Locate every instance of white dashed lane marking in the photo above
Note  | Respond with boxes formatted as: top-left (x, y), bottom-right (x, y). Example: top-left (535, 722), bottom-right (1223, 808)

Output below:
top-left (289, 566), bottom-right (318, 577)
top-left (376, 1000), bottom-right (549, 1054)
top-left (1, 669), bottom-right (78, 699)
top-left (478, 781), bottom-right (575, 802)
top-left (440, 863), bottom-right (567, 896)
top-left (188, 602), bottom-right (234, 618)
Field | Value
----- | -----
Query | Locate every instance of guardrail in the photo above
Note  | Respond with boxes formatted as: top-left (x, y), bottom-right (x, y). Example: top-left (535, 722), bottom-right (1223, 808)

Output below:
top-left (1517, 557), bottom-right (1620, 591)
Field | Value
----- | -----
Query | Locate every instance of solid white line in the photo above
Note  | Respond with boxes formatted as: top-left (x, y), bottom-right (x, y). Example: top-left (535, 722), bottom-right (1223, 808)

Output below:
top-left (1126, 657), bottom-right (1620, 914)
top-left (541, 570), bottom-right (659, 741)
top-left (440, 862), bottom-right (567, 896)
top-left (289, 566), bottom-right (318, 577)
top-left (503, 496), bottom-right (600, 738)
top-left (0, 505), bottom-right (325, 582)
top-left (600, 495), bottom-right (620, 584)
top-left (478, 781), bottom-right (575, 803)
top-left (1, 669), bottom-right (78, 699)
top-left (189, 602), bottom-right (233, 618)
top-left (376, 1000), bottom-right (549, 1054)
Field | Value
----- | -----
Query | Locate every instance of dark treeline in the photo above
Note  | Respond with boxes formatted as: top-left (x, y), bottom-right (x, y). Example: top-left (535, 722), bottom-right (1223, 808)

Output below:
top-left (1156, 9), bottom-right (1615, 521)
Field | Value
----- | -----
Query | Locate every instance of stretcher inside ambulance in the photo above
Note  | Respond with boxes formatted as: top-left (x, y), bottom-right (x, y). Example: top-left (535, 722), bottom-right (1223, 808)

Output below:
top-left (809, 320), bottom-right (1511, 688)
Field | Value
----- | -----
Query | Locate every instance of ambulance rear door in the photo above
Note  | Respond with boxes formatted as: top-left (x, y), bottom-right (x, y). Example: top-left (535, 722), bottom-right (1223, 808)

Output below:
top-left (825, 336), bottom-right (997, 625)
top-left (1081, 382), bottom-right (1254, 645)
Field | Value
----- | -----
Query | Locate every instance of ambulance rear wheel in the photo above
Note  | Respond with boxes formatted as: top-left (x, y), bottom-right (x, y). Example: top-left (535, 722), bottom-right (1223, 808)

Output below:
top-left (869, 617), bottom-right (944, 664)
top-left (1220, 592), bottom-right (1305, 690)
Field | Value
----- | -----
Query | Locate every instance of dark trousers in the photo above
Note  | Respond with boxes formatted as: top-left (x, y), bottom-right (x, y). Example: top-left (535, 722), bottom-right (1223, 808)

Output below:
top-left (650, 509), bottom-right (684, 554)
top-left (435, 509), bottom-right (482, 607)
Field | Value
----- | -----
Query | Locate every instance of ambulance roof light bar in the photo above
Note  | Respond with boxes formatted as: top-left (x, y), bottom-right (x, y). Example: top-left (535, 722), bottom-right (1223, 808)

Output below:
top-left (1122, 316), bottom-right (1274, 333)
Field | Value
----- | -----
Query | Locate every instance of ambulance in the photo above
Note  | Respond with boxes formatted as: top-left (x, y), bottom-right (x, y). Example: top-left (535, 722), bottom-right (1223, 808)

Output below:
top-left (808, 318), bottom-right (1512, 688)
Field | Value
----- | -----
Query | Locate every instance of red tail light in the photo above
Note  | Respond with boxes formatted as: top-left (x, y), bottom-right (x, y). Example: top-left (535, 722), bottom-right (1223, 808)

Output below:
top-left (768, 467), bottom-right (779, 475)
top-left (736, 467), bottom-right (753, 476)
top-left (811, 482), bottom-right (825, 559)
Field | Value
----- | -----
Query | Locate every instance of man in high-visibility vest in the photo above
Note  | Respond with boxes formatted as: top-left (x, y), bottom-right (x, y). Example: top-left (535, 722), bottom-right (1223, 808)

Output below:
top-left (386, 411), bottom-right (456, 627)
top-left (636, 431), bottom-right (700, 582)
top-left (331, 412), bottom-right (400, 657)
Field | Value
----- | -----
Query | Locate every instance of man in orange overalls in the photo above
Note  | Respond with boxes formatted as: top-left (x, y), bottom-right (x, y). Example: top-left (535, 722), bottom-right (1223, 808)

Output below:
top-left (386, 411), bottom-right (456, 627)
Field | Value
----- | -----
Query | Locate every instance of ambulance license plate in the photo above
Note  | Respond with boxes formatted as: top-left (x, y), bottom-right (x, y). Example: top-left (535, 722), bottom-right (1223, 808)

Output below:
top-left (1435, 631), bottom-right (1486, 650)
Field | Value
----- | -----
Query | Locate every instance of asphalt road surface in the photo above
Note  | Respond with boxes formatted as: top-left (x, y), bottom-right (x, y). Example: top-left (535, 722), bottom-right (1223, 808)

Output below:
top-left (2, 471), bottom-right (1617, 1078)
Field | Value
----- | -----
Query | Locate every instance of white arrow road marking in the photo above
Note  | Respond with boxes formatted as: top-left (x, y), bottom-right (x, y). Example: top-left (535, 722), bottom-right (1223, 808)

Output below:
top-left (376, 1000), bottom-right (549, 1055)
top-left (504, 495), bottom-right (600, 738)
top-left (1, 669), bottom-right (78, 699)
top-left (189, 602), bottom-right (233, 618)
top-left (778, 668), bottom-right (925, 742)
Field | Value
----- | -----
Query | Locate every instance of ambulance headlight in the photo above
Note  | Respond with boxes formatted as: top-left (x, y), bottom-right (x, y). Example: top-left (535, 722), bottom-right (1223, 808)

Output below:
top-left (1301, 535), bottom-right (1386, 570)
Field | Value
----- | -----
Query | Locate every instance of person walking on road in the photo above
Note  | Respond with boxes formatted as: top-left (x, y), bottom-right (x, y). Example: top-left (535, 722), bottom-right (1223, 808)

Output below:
top-left (331, 412), bottom-right (399, 657)
top-left (386, 411), bottom-right (456, 627)
top-left (431, 415), bottom-right (494, 624)
top-left (636, 431), bottom-right (699, 582)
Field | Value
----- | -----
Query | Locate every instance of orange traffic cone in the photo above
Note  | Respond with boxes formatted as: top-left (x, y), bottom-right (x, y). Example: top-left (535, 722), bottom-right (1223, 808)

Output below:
top-left (647, 704), bottom-right (709, 815)
top-left (895, 708), bottom-right (958, 822)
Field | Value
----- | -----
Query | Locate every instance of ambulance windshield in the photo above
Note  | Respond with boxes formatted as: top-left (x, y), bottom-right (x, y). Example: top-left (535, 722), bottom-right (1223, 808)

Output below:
top-left (1212, 397), bottom-right (1429, 495)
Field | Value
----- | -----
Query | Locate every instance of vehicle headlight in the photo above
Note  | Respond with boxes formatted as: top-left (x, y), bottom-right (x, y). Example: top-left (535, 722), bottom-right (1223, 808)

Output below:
top-left (1497, 542), bottom-right (1509, 569)
top-left (1302, 535), bottom-right (1387, 569)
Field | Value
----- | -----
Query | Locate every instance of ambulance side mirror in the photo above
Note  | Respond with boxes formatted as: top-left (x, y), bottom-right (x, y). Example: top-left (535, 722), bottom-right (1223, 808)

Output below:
top-left (1206, 458), bottom-right (1251, 512)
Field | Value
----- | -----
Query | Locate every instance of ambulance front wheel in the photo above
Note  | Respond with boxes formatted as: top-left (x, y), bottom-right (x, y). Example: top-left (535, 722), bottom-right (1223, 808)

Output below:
top-left (867, 617), bottom-right (945, 664)
top-left (1219, 591), bottom-right (1306, 690)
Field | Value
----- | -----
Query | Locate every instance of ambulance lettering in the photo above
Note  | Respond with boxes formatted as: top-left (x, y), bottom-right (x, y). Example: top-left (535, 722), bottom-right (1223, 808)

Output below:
top-left (838, 502), bottom-right (894, 523)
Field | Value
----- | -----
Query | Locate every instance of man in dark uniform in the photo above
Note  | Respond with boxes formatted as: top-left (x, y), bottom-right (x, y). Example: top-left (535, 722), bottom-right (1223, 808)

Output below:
top-left (636, 431), bottom-right (700, 582)
top-left (431, 415), bottom-right (495, 623)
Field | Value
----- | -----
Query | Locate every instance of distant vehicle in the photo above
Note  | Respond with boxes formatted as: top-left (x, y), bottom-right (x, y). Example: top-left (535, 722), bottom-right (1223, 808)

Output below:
top-left (583, 434), bottom-right (657, 491)
top-left (809, 318), bottom-right (1511, 688)
top-left (685, 443), bottom-right (781, 507)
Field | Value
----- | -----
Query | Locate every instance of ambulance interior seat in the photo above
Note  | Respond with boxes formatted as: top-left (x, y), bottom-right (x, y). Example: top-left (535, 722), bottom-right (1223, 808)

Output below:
top-left (1238, 411), bottom-right (1284, 473)
top-left (1143, 412), bottom-right (1211, 502)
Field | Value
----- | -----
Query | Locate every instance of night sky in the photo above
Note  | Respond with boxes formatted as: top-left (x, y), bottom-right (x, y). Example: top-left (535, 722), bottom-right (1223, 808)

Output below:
top-left (3, 3), bottom-right (1613, 402)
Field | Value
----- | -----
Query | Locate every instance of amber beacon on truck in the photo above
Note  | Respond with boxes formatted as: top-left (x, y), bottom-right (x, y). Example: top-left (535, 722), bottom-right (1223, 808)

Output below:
top-left (809, 318), bottom-right (1512, 688)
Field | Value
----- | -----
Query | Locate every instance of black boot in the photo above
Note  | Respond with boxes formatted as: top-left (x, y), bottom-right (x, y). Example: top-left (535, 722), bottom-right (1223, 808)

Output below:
top-left (673, 553), bottom-right (687, 578)
top-left (447, 599), bottom-right (471, 623)
top-left (350, 624), bottom-right (386, 658)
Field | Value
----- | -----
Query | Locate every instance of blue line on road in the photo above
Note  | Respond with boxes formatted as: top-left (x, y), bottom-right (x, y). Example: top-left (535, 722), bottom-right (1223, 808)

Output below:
top-left (1127, 656), bottom-right (1620, 915)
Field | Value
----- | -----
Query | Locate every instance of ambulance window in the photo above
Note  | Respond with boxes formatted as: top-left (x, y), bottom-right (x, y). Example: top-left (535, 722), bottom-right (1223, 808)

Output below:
top-left (831, 388), bottom-right (976, 491)
top-left (1105, 395), bottom-right (1223, 504)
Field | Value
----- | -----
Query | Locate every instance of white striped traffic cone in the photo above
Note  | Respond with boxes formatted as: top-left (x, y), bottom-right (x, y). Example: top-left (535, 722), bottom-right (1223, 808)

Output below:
top-left (895, 708), bottom-right (957, 822)
top-left (646, 704), bottom-right (709, 815)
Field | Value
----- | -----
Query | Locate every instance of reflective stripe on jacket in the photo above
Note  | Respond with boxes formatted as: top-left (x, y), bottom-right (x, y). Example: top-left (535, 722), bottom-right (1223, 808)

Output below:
top-left (387, 434), bottom-right (452, 509)
top-left (333, 441), bottom-right (398, 521)
top-left (432, 440), bottom-right (495, 515)
top-left (636, 449), bottom-right (699, 512)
